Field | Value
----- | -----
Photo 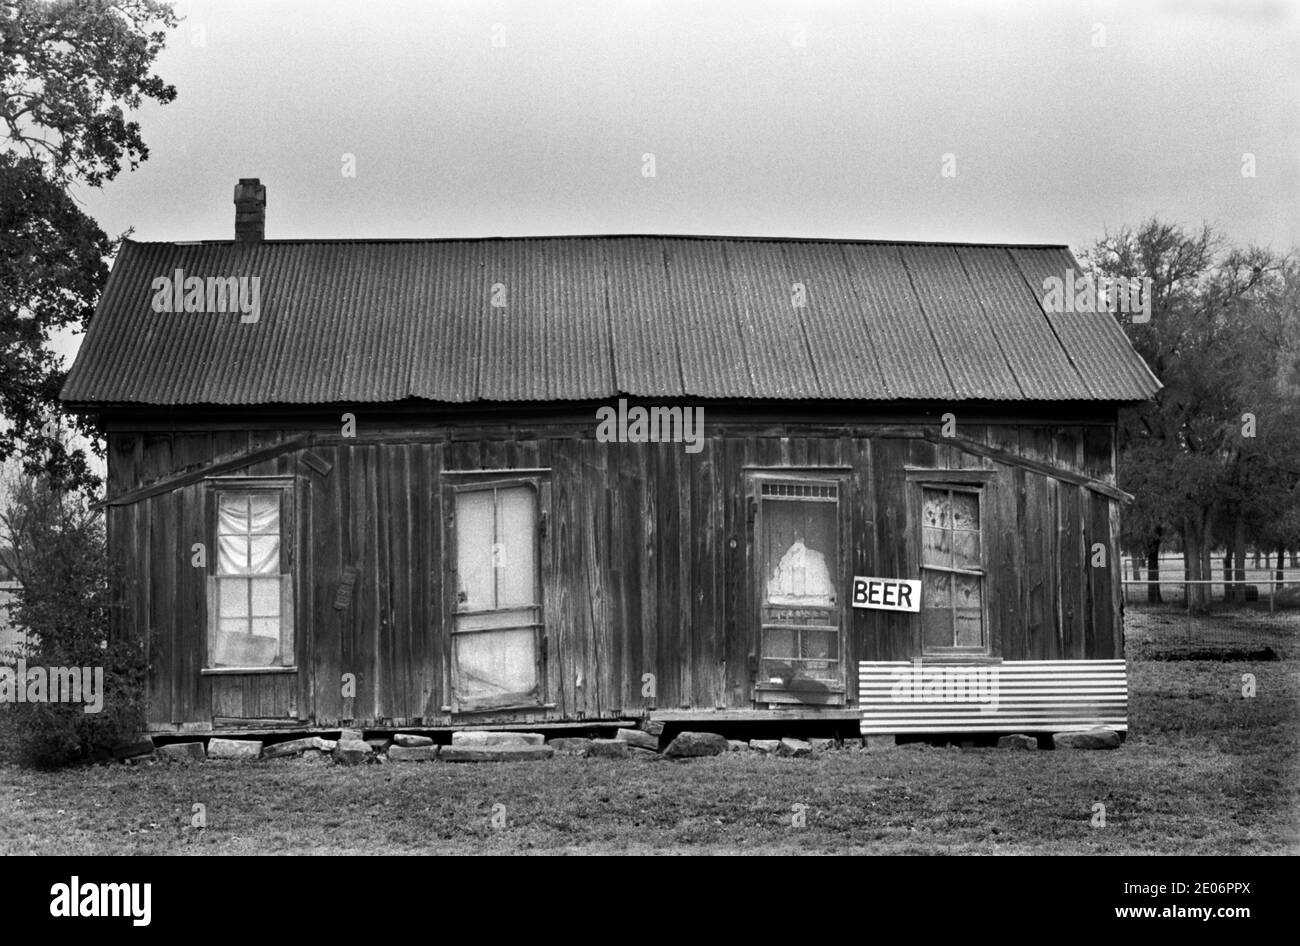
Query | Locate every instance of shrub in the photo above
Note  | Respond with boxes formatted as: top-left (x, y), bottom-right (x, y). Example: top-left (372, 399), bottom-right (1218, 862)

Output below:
top-left (0, 475), bottom-right (150, 767)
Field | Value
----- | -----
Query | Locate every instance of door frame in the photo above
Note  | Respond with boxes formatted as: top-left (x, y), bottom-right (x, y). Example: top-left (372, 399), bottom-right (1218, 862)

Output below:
top-left (746, 469), bottom-right (852, 706)
top-left (440, 472), bottom-right (552, 714)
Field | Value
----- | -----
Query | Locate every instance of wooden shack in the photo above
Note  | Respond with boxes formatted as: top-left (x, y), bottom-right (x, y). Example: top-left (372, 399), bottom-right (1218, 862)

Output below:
top-left (60, 180), bottom-right (1160, 736)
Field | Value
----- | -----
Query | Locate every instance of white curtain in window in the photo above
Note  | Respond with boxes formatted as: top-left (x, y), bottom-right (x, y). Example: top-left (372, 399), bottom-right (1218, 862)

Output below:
top-left (211, 492), bottom-right (284, 668)
top-left (218, 493), bottom-right (280, 575)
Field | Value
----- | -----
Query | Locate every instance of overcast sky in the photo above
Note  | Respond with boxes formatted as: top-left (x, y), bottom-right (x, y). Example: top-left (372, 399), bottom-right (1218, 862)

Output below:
top-left (72, 0), bottom-right (1296, 254)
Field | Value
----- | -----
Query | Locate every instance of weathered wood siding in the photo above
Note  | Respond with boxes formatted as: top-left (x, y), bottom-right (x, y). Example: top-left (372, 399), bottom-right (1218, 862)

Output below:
top-left (104, 409), bottom-right (1122, 731)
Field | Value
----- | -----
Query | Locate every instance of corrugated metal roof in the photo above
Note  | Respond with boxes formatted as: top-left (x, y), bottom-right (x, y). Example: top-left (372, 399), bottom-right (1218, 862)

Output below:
top-left (60, 236), bottom-right (1161, 406)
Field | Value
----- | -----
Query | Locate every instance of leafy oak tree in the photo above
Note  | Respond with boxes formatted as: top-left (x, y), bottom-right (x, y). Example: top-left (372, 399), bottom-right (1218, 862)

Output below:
top-left (1, 0), bottom-right (177, 491)
top-left (1083, 219), bottom-right (1292, 612)
top-left (1237, 257), bottom-right (1300, 589)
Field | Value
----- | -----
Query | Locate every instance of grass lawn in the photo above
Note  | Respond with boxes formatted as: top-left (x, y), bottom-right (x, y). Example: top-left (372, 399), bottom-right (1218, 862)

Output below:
top-left (2, 628), bottom-right (1297, 854)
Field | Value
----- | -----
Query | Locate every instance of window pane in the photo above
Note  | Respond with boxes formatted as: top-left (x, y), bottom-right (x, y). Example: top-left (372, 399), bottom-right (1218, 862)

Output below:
top-left (922, 526), bottom-right (951, 567)
top-left (951, 491), bottom-right (978, 531)
top-left (923, 570), bottom-right (951, 607)
top-left (955, 574), bottom-right (982, 608)
top-left (248, 536), bottom-right (280, 574)
top-left (248, 493), bottom-right (279, 533)
top-left (249, 578), bottom-right (280, 617)
top-left (219, 578), bottom-right (249, 618)
top-left (952, 530), bottom-right (980, 570)
top-left (218, 494), bottom-right (249, 535)
top-left (219, 617), bottom-right (248, 637)
top-left (454, 628), bottom-right (537, 702)
top-left (762, 497), bottom-right (836, 607)
top-left (801, 628), bottom-right (837, 660)
top-left (922, 489), bottom-right (950, 529)
top-left (455, 490), bottom-right (495, 609)
top-left (250, 617), bottom-right (280, 640)
top-left (955, 609), bottom-right (983, 647)
top-left (496, 487), bottom-right (537, 608)
top-left (923, 607), bottom-right (954, 650)
top-left (213, 623), bottom-right (279, 667)
top-left (217, 535), bottom-right (249, 574)
top-left (763, 627), bottom-right (795, 659)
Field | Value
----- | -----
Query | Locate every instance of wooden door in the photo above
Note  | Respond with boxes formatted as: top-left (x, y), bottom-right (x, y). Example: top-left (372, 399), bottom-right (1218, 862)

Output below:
top-left (449, 481), bottom-right (545, 713)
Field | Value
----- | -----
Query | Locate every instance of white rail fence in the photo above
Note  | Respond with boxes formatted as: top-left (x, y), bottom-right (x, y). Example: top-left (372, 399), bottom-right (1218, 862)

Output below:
top-left (1119, 556), bottom-right (1300, 613)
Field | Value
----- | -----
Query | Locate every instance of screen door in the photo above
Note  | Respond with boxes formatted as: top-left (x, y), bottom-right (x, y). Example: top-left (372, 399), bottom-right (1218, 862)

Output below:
top-left (755, 479), bottom-right (845, 702)
top-left (451, 483), bottom-right (543, 712)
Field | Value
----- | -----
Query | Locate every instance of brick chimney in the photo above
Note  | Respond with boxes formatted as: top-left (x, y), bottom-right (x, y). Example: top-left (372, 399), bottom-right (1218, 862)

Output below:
top-left (233, 178), bottom-right (266, 242)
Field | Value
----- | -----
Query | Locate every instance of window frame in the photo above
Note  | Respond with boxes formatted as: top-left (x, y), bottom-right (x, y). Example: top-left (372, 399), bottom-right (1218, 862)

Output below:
top-left (906, 469), bottom-right (995, 659)
top-left (201, 475), bottom-right (297, 675)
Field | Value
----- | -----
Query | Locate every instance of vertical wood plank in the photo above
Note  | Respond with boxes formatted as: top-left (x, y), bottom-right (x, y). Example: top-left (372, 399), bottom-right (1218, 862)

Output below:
top-left (551, 438), bottom-right (579, 715)
top-left (581, 439), bottom-right (610, 716)
top-left (1021, 427), bottom-right (1057, 660)
top-left (1056, 431), bottom-right (1084, 659)
top-left (178, 483), bottom-right (205, 724)
top-left (370, 445), bottom-right (389, 721)
top-left (341, 445), bottom-right (362, 722)
top-left (987, 426), bottom-right (1023, 660)
top-left (420, 441), bottom-right (440, 718)
top-left (658, 443), bottom-right (682, 710)
top-left (690, 440), bottom-right (721, 708)
top-left (311, 445), bottom-right (343, 724)
top-left (607, 441), bottom-right (629, 714)
top-left (720, 436), bottom-right (743, 708)
top-left (390, 444), bottom-right (413, 717)
top-left (147, 493), bottom-right (181, 724)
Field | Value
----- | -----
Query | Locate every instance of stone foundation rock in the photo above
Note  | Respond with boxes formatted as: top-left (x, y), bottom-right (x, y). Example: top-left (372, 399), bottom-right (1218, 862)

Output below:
top-left (664, 731), bottom-right (728, 758)
top-left (208, 738), bottom-right (263, 761)
top-left (1053, 728), bottom-right (1120, 750)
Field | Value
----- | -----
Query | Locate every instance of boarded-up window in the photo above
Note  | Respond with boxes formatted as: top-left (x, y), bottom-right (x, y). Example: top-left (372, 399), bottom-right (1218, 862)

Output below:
top-left (920, 486), bottom-right (985, 653)
top-left (208, 487), bottom-right (293, 669)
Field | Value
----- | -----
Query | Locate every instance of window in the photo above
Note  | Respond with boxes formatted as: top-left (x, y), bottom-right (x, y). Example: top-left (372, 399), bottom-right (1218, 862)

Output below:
top-left (206, 480), bottom-right (294, 670)
top-left (919, 485), bottom-right (986, 654)
top-left (754, 476), bottom-right (844, 701)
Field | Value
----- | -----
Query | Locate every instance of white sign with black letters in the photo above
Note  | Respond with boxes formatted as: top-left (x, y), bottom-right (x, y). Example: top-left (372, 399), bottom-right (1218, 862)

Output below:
top-left (850, 576), bottom-right (921, 613)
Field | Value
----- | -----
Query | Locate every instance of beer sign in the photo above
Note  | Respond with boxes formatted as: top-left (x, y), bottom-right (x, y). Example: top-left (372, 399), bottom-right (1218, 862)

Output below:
top-left (851, 576), bottom-right (921, 613)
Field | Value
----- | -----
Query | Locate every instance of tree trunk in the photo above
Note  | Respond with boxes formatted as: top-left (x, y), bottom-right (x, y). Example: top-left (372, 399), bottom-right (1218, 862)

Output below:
top-left (1253, 547), bottom-right (1261, 568)
top-left (1200, 526), bottom-right (1215, 611)
top-left (1184, 515), bottom-right (1212, 614)
top-left (1145, 540), bottom-right (1162, 604)
top-left (1231, 517), bottom-right (1247, 604)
